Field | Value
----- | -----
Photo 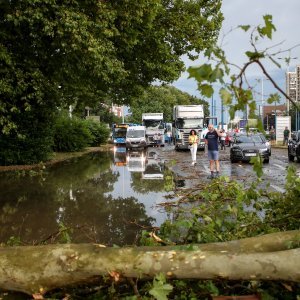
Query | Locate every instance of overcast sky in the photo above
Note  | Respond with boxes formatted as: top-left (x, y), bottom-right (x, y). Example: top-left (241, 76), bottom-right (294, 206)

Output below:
top-left (172, 0), bottom-right (300, 121)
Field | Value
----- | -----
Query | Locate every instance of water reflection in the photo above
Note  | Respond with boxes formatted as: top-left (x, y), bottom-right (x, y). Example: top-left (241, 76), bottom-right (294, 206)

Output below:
top-left (0, 149), bottom-right (171, 246)
top-left (110, 147), bottom-right (170, 226)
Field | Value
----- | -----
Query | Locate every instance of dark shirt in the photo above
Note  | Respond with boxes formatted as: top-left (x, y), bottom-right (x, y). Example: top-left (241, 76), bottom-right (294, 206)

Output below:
top-left (283, 129), bottom-right (290, 137)
top-left (205, 130), bottom-right (219, 151)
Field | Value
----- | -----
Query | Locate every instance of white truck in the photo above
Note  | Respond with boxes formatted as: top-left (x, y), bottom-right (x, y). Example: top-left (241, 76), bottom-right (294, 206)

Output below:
top-left (142, 113), bottom-right (165, 147)
top-left (142, 149), bottom-right (164, 180)
top-left (172, 105), bottom-right (205, 151)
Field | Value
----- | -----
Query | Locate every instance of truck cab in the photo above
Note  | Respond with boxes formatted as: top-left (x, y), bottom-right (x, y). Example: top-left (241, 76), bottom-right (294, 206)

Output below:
top-left (173, 105), bottom-right (205, 151)
top-left (142, 113), bottom-right (165, 147)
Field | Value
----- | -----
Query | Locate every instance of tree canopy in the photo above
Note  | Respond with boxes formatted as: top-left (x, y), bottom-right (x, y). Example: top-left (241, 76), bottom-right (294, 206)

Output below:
top-left (128, 85), bottom-right (210, 123)
top-left (0, 0), bottom-right (223, 134)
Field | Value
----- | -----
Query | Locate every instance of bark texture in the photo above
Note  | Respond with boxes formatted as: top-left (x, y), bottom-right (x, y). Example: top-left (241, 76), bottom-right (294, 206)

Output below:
top-left (0, 230), bottom-right (299, 295)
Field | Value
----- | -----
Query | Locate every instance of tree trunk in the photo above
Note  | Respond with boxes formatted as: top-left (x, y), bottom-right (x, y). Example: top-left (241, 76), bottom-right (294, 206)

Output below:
top-left (0, 230), bottom-right (299, 295)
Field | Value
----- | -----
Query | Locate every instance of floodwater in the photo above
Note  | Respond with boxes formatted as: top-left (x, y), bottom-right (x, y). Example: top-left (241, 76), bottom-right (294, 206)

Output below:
top-left (0, 147), bottom-right (173, 246)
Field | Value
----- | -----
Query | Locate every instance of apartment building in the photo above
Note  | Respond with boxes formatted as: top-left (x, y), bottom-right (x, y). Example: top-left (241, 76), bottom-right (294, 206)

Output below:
top-left (286, 65), bottom-right (299, 111)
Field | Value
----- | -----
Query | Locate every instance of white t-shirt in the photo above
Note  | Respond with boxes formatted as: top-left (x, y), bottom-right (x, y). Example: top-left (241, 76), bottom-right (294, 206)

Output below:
top-left (220, 132), bottom-right (226, 141)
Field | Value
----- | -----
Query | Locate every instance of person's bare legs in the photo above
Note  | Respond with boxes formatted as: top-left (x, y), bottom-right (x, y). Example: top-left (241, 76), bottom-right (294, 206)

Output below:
top-left (215, 160), bottom-right (220, 172)
top-left (209, 160), bottom-right (214, 172)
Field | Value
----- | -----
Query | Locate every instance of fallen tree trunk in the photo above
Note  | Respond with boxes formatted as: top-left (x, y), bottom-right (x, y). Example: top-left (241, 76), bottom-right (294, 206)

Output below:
top-left (148, 229), bottom-right (300, 253)
top-left (0, 230), bottom-right (299, 295)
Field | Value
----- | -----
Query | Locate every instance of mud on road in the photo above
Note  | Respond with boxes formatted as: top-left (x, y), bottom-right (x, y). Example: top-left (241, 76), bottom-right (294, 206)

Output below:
top-left (158, 145), bottom-right (299, 192)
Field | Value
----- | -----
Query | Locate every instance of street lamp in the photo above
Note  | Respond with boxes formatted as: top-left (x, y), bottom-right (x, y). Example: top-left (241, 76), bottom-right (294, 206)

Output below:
top-left (260, 76), bottom-right (271, 130)
top-left (277, 56), bottom-right (298, 72)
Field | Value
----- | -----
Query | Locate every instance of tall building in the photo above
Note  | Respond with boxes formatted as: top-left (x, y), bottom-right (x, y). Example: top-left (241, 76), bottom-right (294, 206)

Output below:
top-left (286, 65), bottom-right (299, 111)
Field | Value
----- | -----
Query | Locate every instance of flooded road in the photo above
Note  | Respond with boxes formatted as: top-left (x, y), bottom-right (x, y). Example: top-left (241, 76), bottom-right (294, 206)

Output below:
top-left (160, 144), bottom-right (300, 192)
top-left (0, 147), bottom-right (171, 246)
top-left (0, 144), bottom-right (298, 247)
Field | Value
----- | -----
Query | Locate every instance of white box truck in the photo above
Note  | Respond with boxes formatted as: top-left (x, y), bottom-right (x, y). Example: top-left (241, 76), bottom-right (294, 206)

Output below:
top-left (172, 105), bottom-right (205, 150)
top-left (142, 113), bottom-right (165, 147)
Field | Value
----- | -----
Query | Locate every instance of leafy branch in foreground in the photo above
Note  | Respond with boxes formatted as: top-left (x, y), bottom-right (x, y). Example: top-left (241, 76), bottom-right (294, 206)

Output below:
top-left (188, 14), bottom-right (300, 134)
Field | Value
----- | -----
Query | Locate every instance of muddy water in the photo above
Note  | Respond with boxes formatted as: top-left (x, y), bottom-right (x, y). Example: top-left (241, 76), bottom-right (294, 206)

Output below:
top-left (0, 147), bottom-right (172, 246)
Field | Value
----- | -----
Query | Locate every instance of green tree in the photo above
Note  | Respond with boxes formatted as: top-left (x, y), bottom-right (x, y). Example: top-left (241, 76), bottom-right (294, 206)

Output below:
top-left (129, 85), bottom-right (210, 123)
top-left (0, 0), bottom-right (222, 164)
top-left (0, 0), bottom-right (222, 132)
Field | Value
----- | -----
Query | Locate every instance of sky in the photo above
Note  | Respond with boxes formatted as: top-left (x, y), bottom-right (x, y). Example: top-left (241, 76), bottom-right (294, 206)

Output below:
top-left (172, 0), bottom-right (300, 123)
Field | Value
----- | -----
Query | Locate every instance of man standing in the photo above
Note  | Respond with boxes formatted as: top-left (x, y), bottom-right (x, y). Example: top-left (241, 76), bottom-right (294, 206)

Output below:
top-left (205, 124), bottom-right (222, 179)
top-left (283, 126), bottom-right (290, 146)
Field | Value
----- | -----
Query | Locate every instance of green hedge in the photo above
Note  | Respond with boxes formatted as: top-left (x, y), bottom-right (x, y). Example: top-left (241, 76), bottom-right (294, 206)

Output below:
top-left (85, 119), bottom-right (110, 146)
top-left (53, 113), bottom-right (93, 152)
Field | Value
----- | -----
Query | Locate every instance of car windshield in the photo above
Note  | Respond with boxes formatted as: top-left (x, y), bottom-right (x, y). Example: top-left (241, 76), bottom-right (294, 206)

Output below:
top-left (127, 130), bottom-right (144, 138)
top-left (251, 135), bottom-right (264, 143)
top-left (235, 136), bottom-right (255, 143)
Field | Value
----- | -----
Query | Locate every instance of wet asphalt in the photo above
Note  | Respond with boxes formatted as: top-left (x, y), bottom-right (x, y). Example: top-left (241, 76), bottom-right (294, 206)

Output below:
top-left (158, 144), bottom-right (300, 192)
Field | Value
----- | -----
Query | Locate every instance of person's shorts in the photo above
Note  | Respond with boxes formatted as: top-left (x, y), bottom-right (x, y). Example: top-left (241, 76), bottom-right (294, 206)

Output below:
top-left (208, 150), bottom-right (219, 161)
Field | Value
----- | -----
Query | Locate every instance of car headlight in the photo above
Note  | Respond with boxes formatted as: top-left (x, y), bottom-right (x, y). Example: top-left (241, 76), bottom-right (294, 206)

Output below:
top-left (231, 148), bottom-right (240, 152)
top-left (259, 148), bottom-right (268, 153)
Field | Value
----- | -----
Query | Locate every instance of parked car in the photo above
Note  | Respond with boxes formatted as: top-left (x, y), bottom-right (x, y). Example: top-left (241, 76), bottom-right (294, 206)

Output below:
top-left (230, 134), bottom-right (270, 163)
top-left (225, 131), bottom-right (235, 147)
top-left (288, 130), bottom-right (300, 162)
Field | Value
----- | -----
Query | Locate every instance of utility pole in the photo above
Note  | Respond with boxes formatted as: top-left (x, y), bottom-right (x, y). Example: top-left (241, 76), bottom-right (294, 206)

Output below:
top-left (221, 99), bottom-right (224, 129)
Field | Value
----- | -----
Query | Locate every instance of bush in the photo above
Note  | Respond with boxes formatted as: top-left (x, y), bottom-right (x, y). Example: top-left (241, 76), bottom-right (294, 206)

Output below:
top-left (0, 105), bottom-right (55, 165)
top-left (85, 119), bottom-right (110, 146)
top-left (53, 112), bottom-right (92, 152)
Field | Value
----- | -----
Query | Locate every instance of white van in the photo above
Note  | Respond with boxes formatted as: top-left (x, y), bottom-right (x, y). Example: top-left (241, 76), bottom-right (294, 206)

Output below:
top-left (125, 126), bottom-right (147, 150)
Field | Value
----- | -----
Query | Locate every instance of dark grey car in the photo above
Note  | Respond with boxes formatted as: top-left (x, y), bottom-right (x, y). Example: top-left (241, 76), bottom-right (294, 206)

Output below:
top-left (288, 130), bottom-right (300, 162)
top-left (230, 134), bottom-right (270, 163)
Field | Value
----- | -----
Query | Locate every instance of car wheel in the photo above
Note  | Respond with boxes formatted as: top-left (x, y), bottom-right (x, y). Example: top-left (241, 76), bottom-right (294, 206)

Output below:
top-left (230, 156), bottom-right (237, 163)
top-left (263, 158), bottom-right (269, 163)
top-left (297, 156), bottom-right (300, 163)
top-left (288, 150), bottom-right (294, 161)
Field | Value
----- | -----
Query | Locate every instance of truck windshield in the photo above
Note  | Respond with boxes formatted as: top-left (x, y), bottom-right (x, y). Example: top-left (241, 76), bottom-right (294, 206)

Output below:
top-left (144, 120), bottom-right (164, 129)
top-left (127, 130), bottom-right (145, 138)
top-left (176, 119), bottom-right (203, 129)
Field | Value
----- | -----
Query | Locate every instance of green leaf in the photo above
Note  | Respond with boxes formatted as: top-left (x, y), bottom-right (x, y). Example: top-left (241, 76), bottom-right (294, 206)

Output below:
top-left (239, 25), bottom-right (251, 32)
top-left (250, 156), bottom-right (263, 178)
top-left (198, 84), bottom-right (214, 98)
top-left (188, 64), bottom-right (213, 82)
top-left (258, 15), bottom-right (276, 39)
top-left (149, 274), bottom-right (173, 300)
top-left (245, 51), bottom-right (265, 60)
top-left (219, 88), bottom-right (232, 105)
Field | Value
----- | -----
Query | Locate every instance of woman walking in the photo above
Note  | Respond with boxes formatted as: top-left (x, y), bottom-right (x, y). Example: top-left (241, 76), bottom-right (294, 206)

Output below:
top-left (188, 129), bottom-right (199, 165)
